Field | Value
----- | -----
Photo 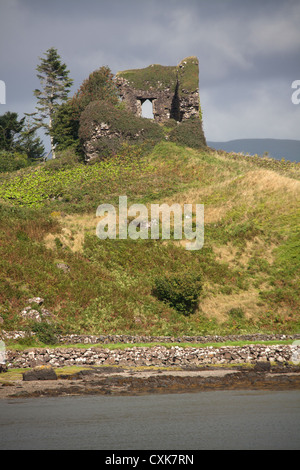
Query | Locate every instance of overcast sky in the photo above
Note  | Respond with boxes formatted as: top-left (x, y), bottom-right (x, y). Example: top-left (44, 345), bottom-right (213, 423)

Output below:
top-left (0, 0), bottom-right (299, 145)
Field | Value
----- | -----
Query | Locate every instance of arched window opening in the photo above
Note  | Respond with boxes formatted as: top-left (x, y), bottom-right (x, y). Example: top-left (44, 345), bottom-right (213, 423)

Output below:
top-left (141, 99), bottom-right (154, 119)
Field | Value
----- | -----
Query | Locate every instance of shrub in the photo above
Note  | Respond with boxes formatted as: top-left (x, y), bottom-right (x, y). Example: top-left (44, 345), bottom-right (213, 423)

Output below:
top-left (46, 148), bottom-right (83, 171)
top-left (31, 322), bottom-right (61, 345)
top-left (79, 100), bottom-right (164, 156)
top-left (152, 272), bottom-right (202, 315)
top-left (227, 307), bottom-right (245, 320)
top-left (79, 100), bottom-right (164, 159)
top-left (0, 150), bottom-right (30, 172)
top-left (169, 118), bottom-right (206, 149)
top-left (72, 66), bottom-right (119, 115)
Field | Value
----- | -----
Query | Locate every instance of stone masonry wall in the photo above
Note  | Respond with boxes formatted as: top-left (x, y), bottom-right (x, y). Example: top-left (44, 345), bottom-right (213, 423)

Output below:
top-left (6, 343), bottom-right (300, 369)
top-left (115, 57), bottom-right (201, 123)
top-left (3, 332), bottom-right (300, 369)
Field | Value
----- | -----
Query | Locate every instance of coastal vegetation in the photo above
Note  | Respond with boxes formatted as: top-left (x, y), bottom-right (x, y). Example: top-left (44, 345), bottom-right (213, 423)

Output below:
top-left (0, 50), bottom-right (299, 346)
top-left (0, 140), bottom-right (299, 342)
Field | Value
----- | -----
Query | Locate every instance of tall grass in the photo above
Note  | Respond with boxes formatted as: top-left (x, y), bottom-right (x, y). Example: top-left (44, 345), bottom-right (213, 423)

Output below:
top-left (0, 142), bottom-right (299, 337)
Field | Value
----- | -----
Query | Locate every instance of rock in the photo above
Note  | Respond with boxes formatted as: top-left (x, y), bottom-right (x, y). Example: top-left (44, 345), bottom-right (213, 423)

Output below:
top-left (18, 297), bottom-right (52, 325)
top-left (254, 361), bottom-right (271, 372)
top-left (0, 363), bottom-right (8, 373)
top-left (224, 352), bottom-right (232, 360)
top-left (40, 307), bottom-right (52, 318)
top-left (20, 306), bottom-right (42, 322)
top-left (28, 297), bottom-right (44, 305)
top-left (56, 263), bottom-right (70, 273)
top-left (20, 305), bottom-right (52, 323)
top-left (23, 365), bottom-right (57, 381)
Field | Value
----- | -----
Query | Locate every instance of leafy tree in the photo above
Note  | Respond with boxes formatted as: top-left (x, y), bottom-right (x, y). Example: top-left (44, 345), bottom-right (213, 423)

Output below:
top-left (71, 66), bottom-right (119, 116)
top-left (33, 47), bottom-right (73, 159)
top-left (51, 100), bottom-right (81, 154)
top-left (51, 66), bottom-right (119, 156)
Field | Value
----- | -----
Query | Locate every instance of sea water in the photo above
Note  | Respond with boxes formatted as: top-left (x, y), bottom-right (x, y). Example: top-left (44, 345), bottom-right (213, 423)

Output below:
top-left (0, 390), bottom-right (299, 450)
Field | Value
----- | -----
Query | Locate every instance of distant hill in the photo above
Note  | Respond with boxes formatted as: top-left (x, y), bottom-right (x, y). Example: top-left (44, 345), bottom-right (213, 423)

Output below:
top-left (207, 139), bottom-right (300, 163)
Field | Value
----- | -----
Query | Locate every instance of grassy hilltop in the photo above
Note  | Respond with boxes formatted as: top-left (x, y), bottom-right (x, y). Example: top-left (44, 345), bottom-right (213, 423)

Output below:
top-left (0, 141), bottom-right (299, 341)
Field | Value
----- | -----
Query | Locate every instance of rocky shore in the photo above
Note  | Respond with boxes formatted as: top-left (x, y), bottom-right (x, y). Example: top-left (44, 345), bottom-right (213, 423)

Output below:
top-left (1, 363), bottom-right (300, 399)
top-left (1, 334), bottom-right (299, 399)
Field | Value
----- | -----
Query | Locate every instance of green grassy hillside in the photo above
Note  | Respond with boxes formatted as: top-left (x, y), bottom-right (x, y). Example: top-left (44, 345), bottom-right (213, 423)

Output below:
top-left (0, 142), bottom-right (299, 340)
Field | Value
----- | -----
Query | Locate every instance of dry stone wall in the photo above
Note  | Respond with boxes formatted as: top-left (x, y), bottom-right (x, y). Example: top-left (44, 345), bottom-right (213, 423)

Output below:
top-left (6, 343), bottom-right (300, 369)
top-left (56, 333), bottom-right (300, 345)
top-left (3, 332), bottom-right (300, 369)
top-left (2, 331), bottom-right (299, 344)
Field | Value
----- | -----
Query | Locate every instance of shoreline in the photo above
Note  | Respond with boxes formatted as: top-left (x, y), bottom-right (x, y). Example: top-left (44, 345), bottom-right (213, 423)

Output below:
top-left (2, 335), bottom-right (300, 399)
top-left (1, 364), bottom-right (300, 399)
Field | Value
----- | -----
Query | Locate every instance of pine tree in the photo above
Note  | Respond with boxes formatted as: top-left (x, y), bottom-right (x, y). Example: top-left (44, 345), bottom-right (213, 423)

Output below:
top-left (18, 113), bottom-right (45, 161)
top-left (34, 47), bottom-right (73, 158)
top-left (0, 112), bottom-right (24, 151)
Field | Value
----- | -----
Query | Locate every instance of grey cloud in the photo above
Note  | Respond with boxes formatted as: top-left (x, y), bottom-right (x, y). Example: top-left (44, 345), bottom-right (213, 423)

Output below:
top-left (0, 0), bottom-right (299, 142)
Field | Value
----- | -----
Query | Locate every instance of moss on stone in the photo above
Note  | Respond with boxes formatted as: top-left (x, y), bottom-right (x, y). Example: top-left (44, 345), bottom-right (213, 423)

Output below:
top-left (116, 64), bottom-right (178, 92)
top-left (79, 100), bottom-right (164, 159)
top-left (116, 57), bottom-right (199, 94)
top-left (177, 56), bottom-right (199, 93)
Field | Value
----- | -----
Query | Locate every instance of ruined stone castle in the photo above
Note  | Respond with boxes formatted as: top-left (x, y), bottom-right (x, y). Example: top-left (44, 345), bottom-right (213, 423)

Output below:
top-left (115, 56), bottom-right (202, 123)
top-left (80, 56), bottom-right (205, 161)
